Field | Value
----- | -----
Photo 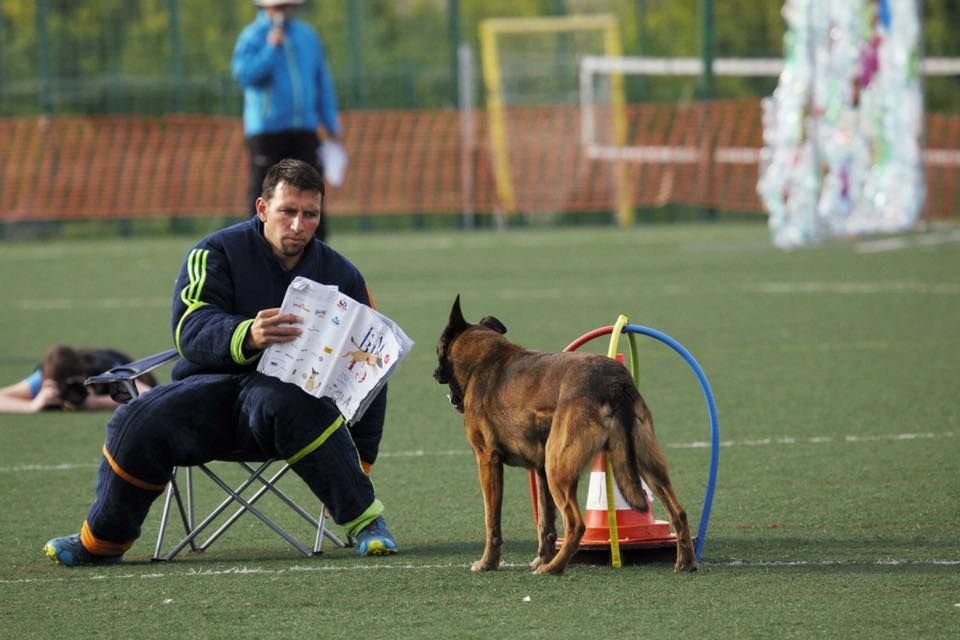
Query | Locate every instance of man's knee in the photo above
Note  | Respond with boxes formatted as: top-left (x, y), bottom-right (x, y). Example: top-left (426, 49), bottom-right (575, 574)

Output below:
top-left (242, 374), bottom-right (342, 456)
top-left (106, 376), bottom-right (239, 477)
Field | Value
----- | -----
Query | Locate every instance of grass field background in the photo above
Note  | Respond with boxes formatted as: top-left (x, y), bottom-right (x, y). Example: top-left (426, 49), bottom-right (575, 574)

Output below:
top-left (1, 222), bottom-right (958, 639)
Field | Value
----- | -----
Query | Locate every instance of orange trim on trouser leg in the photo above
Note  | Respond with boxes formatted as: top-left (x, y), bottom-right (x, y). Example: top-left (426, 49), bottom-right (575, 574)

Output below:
top-left (81, 520), bottom-right (133, 557)
top-left (101, 444), bottom-right (168, 492)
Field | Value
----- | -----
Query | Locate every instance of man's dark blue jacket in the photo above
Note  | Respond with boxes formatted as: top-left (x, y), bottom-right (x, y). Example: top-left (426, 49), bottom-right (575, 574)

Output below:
top-left (169, 217), bottom-right (386, 464)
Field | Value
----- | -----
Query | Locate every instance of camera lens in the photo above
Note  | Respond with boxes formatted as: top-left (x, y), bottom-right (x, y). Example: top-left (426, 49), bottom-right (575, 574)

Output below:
top-left (60, 381), bottom-right (89, 406)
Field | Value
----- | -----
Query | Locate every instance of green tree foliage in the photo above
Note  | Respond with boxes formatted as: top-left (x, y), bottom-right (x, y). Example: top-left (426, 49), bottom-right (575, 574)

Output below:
top-left (0, 0), bottom-right (954, 115)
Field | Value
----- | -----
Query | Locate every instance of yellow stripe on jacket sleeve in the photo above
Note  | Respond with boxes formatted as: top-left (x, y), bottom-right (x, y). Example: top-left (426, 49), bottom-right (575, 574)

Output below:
top-left (180, 249), bottom-right (208, 306)
top-left (231, 319), bottom-right (259, 365)
top-left (175, 249), bottom-right (210, 355)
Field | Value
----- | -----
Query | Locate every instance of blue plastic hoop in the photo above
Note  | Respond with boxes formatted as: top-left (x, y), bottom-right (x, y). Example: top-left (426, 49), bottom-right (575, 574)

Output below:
top-left (624, 325), bottom-right (718, 562)
top-left (564, 324), bottom-right (719, 562)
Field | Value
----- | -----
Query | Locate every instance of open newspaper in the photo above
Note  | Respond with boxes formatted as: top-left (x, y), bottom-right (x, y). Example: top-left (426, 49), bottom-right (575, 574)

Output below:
top-left (257, 276), bottom-right (414, 423)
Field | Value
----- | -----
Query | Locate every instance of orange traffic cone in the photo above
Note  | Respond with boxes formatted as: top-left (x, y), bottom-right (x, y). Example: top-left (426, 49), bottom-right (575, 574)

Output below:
top-left (576, 453), bottom-right (677, 550)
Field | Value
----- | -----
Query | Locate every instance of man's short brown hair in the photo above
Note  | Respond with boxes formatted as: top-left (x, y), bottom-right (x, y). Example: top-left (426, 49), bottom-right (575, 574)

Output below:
top-left (261, 158), bottom-right (325, 201)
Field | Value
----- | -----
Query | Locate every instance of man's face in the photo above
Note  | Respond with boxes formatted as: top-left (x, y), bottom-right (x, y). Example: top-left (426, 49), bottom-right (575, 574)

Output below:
top-left (257, 181), bottom-right (322, 267)
top-left (265, 5), bottom-right (298, 21)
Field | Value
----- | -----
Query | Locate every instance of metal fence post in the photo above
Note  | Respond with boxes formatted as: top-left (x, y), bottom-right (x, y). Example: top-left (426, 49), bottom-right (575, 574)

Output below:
top-left (699, 0), bottom-right (715, 100)
top-left (448, 0), bottom-right (460, 107)
top-left (36, 0), bottom-right (53, 114)
top-left (347, 0), bottom-right (365, 108)
top-left (168, 0), bottom-right (185, 113)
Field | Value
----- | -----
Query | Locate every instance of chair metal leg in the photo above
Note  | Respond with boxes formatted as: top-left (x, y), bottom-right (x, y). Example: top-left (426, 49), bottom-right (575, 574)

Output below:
top-left (153, 473), bottom-right (177, 561)
top-left (153, 459), bottom-right (347, 561)
top-left (195, 463), bottom-right (314, 557)
top-left (226, 462), bottom-right (347, 549)
top-left (158, 460), bottom-right (280, 560)
top-left (153, 467), bottom-right (201, 561)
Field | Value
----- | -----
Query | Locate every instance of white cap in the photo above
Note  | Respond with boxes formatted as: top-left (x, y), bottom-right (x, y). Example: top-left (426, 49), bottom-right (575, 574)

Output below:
top-left (254, 0), bottom-right (304, 7)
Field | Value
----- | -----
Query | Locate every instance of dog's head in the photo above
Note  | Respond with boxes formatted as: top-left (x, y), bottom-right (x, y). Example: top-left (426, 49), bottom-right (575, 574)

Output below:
top-left (433, 295), bottom-right (506, 412)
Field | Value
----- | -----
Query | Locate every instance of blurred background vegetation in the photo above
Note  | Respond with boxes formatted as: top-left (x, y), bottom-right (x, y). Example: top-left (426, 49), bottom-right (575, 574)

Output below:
top-left (1, 0), bottom-right (957, 117)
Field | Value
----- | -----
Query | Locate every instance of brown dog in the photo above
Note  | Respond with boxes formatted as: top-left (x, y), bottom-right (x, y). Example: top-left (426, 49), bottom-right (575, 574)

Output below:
top-left (433, 296), bottom-right (697, 575)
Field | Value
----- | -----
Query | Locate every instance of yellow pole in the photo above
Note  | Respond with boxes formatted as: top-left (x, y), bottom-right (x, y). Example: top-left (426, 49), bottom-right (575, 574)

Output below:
top-left (603, 313), bottom-right (630, 568)
top-left (603, 26), bottom-right (633, 227)
top-left (479, 20), bottom-right (517, 215)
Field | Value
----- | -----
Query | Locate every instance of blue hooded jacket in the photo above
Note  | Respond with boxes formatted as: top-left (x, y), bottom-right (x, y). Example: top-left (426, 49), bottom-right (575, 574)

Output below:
top-left (232, 11), bottom-right (340, 137)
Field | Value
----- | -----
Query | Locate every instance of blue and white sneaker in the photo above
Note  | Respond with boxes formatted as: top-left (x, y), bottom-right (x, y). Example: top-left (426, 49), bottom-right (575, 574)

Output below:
top-left (354, 516), bottom-right (398, 556)
top-left (43, 534), bottom-right (122, 567)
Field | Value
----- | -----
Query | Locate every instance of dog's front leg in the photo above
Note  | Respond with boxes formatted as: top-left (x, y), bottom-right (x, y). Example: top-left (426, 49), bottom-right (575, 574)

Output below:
top-left (472, 451), bottom-right (504, 572)
top-left (530, 467), bottom-right (557, 571)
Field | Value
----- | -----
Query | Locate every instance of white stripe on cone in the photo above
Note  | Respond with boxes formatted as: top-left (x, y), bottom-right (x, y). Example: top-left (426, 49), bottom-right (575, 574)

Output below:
top-left (585, 471), bottom-right (654, 511)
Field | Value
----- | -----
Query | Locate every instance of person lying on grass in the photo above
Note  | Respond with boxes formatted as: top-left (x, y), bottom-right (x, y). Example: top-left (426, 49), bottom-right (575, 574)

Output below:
top-left (0, 344), bottom-right (156, 413)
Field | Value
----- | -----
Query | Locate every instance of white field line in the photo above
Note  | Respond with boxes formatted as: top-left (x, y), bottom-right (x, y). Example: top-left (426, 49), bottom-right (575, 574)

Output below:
top-left (3, 557), bottom-right (958, 585)
top-left (0, 431), bottom-right (952, 475)
top-left (745, 281), bottom-right (960, 294)
top-left (855, 228), bottom-right (960, 253)
top-left (14, 297), bottom-right (170, 311)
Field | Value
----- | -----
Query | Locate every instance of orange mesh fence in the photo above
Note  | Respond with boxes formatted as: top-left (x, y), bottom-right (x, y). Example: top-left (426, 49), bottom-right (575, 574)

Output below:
top-left (0, 115), bottom-right (247, 221)
top-left (926, 113), bottom-right (960, 221)
top-left (0, 102), bottom-right (956, 223)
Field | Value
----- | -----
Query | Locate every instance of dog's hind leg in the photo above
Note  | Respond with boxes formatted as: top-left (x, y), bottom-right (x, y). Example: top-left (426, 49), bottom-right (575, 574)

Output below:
top-left (530, 467), bottom-right (558, 571)
top-left (643, 473), bottom-right (697, 572)
top-left (634, 434), bottom-right (698, 572)
top-left (613, 405), bottom-right (698, 572)
top-left (537, 406), bottom-right (601, 575)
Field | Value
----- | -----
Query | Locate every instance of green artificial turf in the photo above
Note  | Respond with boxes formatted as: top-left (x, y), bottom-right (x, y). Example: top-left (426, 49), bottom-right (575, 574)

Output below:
top-left (1, 222), bottom-right (957, 639)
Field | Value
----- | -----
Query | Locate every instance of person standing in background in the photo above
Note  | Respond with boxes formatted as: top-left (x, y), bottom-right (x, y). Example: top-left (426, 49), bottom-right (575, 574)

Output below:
top-left (232, 0), bottom-right (341, 242)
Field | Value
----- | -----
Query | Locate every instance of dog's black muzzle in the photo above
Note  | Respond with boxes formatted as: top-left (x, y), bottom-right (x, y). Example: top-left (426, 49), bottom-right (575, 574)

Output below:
top-left (433, 358), bottom-right (452, 384)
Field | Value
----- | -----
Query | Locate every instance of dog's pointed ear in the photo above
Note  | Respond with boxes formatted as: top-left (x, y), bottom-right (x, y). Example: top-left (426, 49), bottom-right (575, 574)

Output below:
top-left (449, 294), bottom-right (468, 330)
top-left (479, 315), bottom-right (507, 334)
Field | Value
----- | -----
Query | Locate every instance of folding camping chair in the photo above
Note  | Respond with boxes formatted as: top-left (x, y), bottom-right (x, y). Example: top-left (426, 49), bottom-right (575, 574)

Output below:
top-left (85, 349), bottom-right (348, 561)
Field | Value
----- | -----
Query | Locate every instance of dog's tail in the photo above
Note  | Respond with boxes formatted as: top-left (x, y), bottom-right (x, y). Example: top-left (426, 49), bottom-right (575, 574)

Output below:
top-left (607, 389), bottom-right (672, 513)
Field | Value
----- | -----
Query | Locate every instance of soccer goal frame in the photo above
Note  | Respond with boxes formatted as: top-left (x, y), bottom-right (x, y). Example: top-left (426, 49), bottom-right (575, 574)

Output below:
top-left (579, 56), bottom-right (784, 165)
top-left (579, 54), bottom-right (960, 164)
top-left (479, 15), bottom-right (634, 226)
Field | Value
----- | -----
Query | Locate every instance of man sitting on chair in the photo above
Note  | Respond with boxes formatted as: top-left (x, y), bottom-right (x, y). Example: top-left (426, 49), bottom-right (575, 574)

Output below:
top-left (44, 159), bottom-right (397, 565)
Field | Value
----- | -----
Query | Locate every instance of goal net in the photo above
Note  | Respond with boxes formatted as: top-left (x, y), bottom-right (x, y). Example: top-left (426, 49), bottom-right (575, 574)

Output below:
top-left (479, 15), bottom-right (633, 225)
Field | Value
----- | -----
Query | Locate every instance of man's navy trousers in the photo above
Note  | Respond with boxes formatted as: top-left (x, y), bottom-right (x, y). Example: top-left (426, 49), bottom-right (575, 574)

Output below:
top-left (83, 371), bottom-right (376, 551)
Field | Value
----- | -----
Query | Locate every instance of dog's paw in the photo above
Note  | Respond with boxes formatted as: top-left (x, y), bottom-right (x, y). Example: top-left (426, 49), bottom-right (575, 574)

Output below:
top-left (471, 559), bottom-right (498, 572)
top-left (674, 545), bottom-right (698, 572)
top-left (675, 557), bottom-right (699, 572)
top-left (532, 560), bottom-right (567, 576)
top-left (529, 557), bottom-right (544, 571)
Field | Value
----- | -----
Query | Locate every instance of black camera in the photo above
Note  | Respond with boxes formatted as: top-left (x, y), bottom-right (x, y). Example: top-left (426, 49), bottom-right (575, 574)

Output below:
top-left (58, 376), bottom-right (90, 407)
